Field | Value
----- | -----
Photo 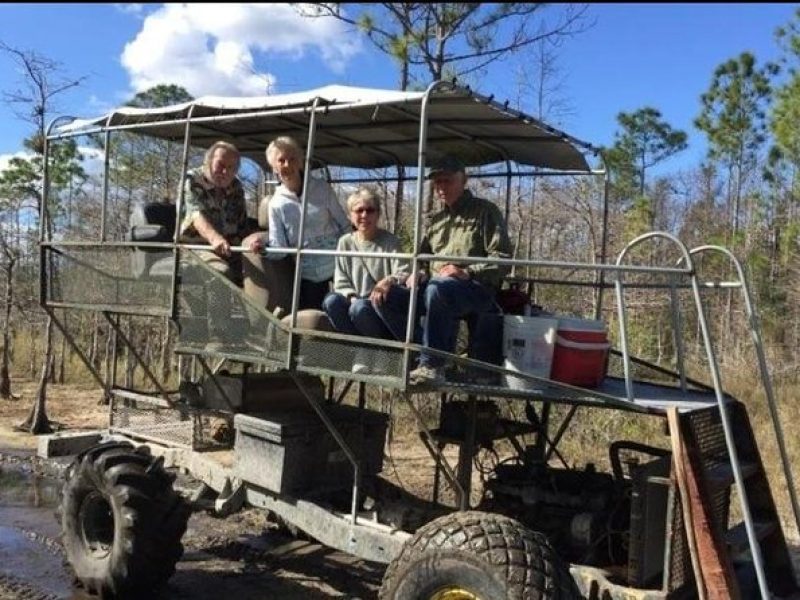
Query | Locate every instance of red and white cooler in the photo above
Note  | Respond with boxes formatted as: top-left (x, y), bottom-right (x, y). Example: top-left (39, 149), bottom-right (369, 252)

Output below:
top-left (549, 317), bottom-right (609, 388)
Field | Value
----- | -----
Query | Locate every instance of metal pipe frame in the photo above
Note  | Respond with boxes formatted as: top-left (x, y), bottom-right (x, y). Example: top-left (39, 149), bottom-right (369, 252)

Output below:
top-left (328, 169), bottom-right (607, 186)
top-left (688, 245), bottom-right (800, 581)
top-left (399, 390), bottom-right (467, 508)
top-left (614, 231), bottom-right (695, 403)
top-left (291, 374), bottom-right (361, 525)
top-left (102, 312), bottom-right (171, 401)
top-left (171, 105), bottom-right (197, 322)
top-left (668, 274), bottom-right (688, 392)
top-left (44, 306), bottom-right (106, 391)
top-left (686, 264), bottom-right (769, 599)
top-left (614, 233), bottom-right (769, 599)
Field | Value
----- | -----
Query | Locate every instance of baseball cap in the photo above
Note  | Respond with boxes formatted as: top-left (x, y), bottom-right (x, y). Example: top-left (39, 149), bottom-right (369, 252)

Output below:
top-left (427, 155), bottom-right (465, 178)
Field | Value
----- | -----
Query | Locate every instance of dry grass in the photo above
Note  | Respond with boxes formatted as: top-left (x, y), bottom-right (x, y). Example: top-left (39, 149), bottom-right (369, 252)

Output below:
top-left (2, 357), bottom-right (797, 538)
top-left (0, 378), bottom-right (108, 451)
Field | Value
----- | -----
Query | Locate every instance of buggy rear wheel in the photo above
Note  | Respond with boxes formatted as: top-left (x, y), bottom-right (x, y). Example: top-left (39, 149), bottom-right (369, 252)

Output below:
top-left (58, 441), bottom-right (190, 598)
top-left (379, 511), bottom-right (579, 600)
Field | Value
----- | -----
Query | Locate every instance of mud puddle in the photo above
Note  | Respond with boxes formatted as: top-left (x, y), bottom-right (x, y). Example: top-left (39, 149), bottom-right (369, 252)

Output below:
top-left (0, 451), bottom-right (383, 599)
top-left (0, 453), bottom-right (80, 600)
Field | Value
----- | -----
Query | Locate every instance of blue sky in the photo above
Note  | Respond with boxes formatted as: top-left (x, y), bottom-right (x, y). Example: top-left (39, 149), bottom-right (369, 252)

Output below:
top-left (0, 3), bottom-right (797, 175)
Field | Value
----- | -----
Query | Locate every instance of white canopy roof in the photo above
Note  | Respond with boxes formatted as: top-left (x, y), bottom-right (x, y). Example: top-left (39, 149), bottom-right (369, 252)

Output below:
top-left (56, 84), bottom-right (596, 172)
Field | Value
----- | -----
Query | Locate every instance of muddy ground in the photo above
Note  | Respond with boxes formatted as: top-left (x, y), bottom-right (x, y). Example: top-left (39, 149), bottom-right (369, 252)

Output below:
top-left (0, 379), bottom-right (469, 599)
top-left (0, 379), bottom-right (414, 600)
top-left (2, 378), bottom-right (799, 599)
top-left (0, 451), bottom-right (387, 599)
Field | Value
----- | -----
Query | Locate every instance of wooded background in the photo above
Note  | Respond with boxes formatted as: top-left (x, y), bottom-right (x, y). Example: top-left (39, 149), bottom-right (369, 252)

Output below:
top-left (0, 5), bottom-right (798, 443)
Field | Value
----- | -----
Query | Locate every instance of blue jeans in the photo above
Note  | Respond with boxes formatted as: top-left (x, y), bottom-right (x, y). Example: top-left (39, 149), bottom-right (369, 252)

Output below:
top-left (377, 277), bottom-right (495, 367)
top-left (323, 293), bottom-right (395, 339)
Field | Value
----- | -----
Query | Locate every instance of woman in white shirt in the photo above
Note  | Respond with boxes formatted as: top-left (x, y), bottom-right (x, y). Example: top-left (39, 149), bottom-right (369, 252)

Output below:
top-left (247, 136), bottom-right (350, 311)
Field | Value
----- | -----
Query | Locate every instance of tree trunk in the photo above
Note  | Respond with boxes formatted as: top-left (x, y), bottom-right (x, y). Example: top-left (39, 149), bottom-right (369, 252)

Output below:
top-left (29, 323), bottom-right (37, 379)
top-left (124, 317), bottom-right (135, 388)
top-left (19, 317), bottom-right (54, 434)
top-left (391, 54), bottom-right (409, 235)
top-left (0, 255), bottom-right (15, 399)
top-left (393, 166), bottom-right (405, 235)
top-left (160, 316), bottom-right (172, 383)
top-left (89, 312), bottom-right (100, 369)
top-left (57, 325), bottom-right (66, 383)
top-left (47, 329), bottom-right (57, 384)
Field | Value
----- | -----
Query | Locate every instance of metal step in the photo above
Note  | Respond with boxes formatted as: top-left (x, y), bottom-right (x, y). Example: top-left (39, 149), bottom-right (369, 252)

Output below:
top-left (725, 520), bottom-right (777, 555)
top-left (705, 460), bottom-right (759, 491)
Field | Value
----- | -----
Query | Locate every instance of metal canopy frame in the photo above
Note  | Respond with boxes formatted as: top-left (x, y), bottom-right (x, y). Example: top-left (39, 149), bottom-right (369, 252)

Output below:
top-left (52, 82), bottom-right (597, 172)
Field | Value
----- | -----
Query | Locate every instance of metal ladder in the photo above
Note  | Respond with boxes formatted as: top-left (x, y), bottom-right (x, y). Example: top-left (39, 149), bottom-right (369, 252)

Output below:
top-left (614, 232), bottom-right (800, 599)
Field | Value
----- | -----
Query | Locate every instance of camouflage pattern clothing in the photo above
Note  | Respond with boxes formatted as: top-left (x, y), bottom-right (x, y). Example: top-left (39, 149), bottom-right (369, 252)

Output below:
top-left (179, 167), bottom-right (247, 244)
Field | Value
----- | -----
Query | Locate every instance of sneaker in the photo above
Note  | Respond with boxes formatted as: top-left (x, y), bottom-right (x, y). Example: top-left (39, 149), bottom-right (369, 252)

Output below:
top-left (205, 340), bottom-right (227, 353)
top-left (352, 348), bottom-right (369, 374)
top-left (409, 364), bottom-right (445, 386)
top-left (242, 336), bottom-right (264, 353)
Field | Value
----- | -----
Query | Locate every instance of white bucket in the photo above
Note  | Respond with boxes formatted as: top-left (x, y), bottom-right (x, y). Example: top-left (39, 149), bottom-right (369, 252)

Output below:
top-left (502, 315), bottom-right (558, 390)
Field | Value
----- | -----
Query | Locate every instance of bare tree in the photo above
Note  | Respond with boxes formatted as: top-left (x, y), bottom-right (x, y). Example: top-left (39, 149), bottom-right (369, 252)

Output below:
top-left (299, 4), bottom-right (590, 238)
top-left (1, 41), bottom-right (86, 433)
top-left (0, 230), bottom-right (18, 399)
top-left (510, 37), bottom-right (574, 281)
top-left (301, 4), bottom-right (591, 85)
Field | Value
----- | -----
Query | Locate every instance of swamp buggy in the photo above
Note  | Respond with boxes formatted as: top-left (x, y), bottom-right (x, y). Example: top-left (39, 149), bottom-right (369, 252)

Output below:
top-left (40, 82), bottom-right (799, 599)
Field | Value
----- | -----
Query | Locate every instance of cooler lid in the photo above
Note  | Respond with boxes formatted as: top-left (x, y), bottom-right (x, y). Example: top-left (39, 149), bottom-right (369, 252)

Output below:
top-left (557, 317), bottom-right (607, 332)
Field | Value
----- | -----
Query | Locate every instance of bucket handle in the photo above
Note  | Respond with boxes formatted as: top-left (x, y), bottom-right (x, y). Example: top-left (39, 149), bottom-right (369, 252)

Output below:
top-left (556, 335), bottom-right (610, 351)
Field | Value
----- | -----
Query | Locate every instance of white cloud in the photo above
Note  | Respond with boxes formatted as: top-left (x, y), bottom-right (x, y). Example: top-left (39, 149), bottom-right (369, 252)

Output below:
top-left (121, 3), bottom-right (361, 98)
top-left (0, 147), bottom-right (104, 178)
top-left (0, 151), bottom-right (31, 173)
top-left (77, 146), bottom-right (105, 178)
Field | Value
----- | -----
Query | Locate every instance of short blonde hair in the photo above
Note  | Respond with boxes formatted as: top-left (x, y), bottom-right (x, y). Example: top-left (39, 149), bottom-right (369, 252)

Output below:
top-left (346, 187), bottom-right (382, 215)
top-left (266, 136), bottom-right (303, 170)
top-left (203, 140), bottom-right (240, 175)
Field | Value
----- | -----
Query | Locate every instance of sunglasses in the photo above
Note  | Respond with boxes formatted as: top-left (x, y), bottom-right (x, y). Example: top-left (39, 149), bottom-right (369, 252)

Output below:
top-left (352, 207), bottom-right (377, 214)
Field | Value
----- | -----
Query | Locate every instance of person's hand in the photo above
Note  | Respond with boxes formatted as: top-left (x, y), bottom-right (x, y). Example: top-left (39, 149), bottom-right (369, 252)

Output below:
top-left (405, 270), bottom-right (428, 289)
top-left (370, 277), bottom-right (394, 306)
top-left (243, 232), bottom-right (265, 253)
top-left (438, 264), bottom-right (470, 280)
top-left (210, 234), bottom-right (230, 257)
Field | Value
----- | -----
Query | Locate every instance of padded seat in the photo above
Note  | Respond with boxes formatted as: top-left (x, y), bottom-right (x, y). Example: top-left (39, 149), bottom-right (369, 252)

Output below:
top-left (128, 202), bottom-right (177, 279)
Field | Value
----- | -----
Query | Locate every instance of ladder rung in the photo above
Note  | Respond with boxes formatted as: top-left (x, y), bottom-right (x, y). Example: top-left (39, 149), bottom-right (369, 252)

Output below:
top-left (705, 461), bottom-right (759, 491)
top-left (725, 520), bottom-right (776, 554)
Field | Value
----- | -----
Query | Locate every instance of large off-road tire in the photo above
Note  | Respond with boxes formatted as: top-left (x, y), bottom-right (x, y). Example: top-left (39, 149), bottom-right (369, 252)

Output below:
top-left (379, 511), bottom-right (580, 600)
top-left (58, 441), bottom-right (191, 598)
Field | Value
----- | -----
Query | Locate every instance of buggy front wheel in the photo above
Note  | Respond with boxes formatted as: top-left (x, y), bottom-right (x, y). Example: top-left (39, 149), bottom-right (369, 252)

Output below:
top-left (379, 511), bottom-right (580, 600)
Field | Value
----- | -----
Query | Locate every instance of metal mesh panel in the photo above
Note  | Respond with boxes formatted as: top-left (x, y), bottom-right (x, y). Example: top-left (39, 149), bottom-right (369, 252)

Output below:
top-left (174, 250), bottom-right (289, 363)
top-left (295, 333), bottom-right (405, 382)
top-left (665, 406), bottom-right (732, 592)
top-left (109, 393), bottom-right (231, 450)
top-left (46, 245), bottom-right (172, 313)
top-left (685, 405), bottom-right (729, 461)
top-left (668, 491), bottom-right (690, 591)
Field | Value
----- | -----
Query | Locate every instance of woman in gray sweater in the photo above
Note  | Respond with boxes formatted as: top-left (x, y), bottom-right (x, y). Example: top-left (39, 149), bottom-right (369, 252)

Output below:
top-left (323, 188), bottom-right (409, 372)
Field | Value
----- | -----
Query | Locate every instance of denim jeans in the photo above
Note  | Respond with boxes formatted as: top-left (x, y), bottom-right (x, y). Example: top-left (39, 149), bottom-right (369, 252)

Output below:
top-left (376, 277), bottom-right (495, 367)
top-left (323, 293), bottom-right (395, 339)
